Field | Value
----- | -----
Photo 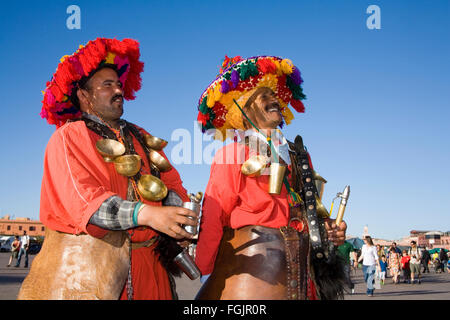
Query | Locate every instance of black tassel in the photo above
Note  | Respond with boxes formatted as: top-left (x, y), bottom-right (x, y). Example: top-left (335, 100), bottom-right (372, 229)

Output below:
top-left (312, 248), bottom-right (347, 300)
top-left (154, 234), bottom-right (183, 277)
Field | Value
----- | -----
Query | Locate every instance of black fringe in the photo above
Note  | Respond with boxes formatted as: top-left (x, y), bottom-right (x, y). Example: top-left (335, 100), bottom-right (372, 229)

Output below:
top-left (312, 248), bottom-right (347, 300)
top-left (154, 234), bottom-right (183, 277)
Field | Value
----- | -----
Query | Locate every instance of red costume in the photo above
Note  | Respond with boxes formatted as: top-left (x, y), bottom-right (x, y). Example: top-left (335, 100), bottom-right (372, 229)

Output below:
top-left (40, 121), bottom-right (188, 299)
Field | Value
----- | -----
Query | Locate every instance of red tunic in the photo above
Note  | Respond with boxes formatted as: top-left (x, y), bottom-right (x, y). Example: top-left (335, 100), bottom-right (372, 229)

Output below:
top-left (195, 142), bottom-right (301, 275)
top-left (40, 120), bottom-right (189, 300)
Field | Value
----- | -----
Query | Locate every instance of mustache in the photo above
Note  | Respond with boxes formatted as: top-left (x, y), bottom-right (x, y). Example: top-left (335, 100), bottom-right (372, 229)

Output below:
top-left (111, 94), bottom-right (124, 103)
top-left (265, 101), bottom-right (280, 111)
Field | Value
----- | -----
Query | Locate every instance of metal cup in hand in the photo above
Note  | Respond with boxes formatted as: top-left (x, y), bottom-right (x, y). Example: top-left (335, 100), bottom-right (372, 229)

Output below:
top-left (182, 201), bottom-right (200, 236)
top-left (174, 249), bottom-right (201, 280)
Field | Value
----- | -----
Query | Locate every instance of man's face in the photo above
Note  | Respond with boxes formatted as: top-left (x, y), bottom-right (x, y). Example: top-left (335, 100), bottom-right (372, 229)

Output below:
top-left (247, 89), bottom-right (282, 130)
top-left (80, 67), bottom-right (124, 122)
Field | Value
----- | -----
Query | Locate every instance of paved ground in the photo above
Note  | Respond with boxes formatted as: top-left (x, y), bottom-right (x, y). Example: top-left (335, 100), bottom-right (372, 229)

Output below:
top-left (1, 252), bottom-right (449, 300)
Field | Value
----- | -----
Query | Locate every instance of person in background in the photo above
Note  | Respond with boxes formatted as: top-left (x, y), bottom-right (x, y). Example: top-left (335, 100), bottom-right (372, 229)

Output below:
top-left (7, 236), bottom-right (21, 267)
top-left (338, 241), bottom-right (357, 294)
top-left (388, 246), bottom-right (401, 284)
top-left (447, 254), bottom-right (450, 274)
top-left (15, 231), bottom-right (30, 268)
top-left (439, 249), bottom-right (448, 273)
top-left (400, 250), bottom-right (411, 284)
top-left (379, 255), bottom-right (388, 285)
top-left (376, 244), bottom-right (383, 260)
top-left (357, 236), bottom-right (380, 297)
top-left (421, 248), bottom-right (431, 273)
top-left (408, 241), bottom-right (421, 284)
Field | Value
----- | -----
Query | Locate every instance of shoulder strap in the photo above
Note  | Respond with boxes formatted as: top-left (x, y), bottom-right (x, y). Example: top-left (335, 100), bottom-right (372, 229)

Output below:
top-left (291, 135), bottom-right (326, 260)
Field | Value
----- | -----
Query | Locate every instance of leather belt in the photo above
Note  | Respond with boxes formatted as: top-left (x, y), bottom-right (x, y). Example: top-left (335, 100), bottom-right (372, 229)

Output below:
top-left (131, 237), bottom-right (157, 250)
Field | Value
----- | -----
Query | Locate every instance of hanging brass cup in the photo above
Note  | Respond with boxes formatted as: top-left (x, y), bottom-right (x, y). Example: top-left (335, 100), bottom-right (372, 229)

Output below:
top-left (313, 171), bottom-right (327, 200)
top-left (268, 163), bottom-right (287, 194)
top-left (144, 135), bottom-right (168, 150)
top-left (315, 194), bottom-right (330, 219)
top-left (96, 139), bottom-right (125, 162)
top-left (114, 155), bottom-right (142, 177)
top-left (241, 155), bottom-right (269, 177)
top-left (149, 149), bottom-right (172, 172)
top-left (137, 174), bottom-right (168, 202)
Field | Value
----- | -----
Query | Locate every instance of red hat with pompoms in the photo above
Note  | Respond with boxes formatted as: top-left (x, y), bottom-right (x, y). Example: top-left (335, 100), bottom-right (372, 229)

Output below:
top-left (40, 38), bottom-right (144, 127)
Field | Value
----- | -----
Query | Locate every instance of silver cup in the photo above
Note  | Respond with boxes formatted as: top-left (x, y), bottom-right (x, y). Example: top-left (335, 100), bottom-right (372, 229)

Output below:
top-left (174, 249), bottom-right (201, 280)
top-left (182, 202), bottom-right (200, 236)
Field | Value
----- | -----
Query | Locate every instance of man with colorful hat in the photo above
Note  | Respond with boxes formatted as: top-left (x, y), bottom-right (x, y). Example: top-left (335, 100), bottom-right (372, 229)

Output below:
top-left (18, 38), bottom-right (197, 300)
top-left (194, 56), bottom-right (348, 300)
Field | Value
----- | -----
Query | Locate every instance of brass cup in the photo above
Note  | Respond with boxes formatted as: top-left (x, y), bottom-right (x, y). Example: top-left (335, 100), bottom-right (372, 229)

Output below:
top-left (268, 163), bottom-right (287, 195)
top-left (315, 194), bottom-right (330, 219)
top-left (144, 135), bottom-right (168, 150)
top-left (241, 155), bottom-right (269, 177)
top-left (96, 139), bottom-right (125, 162)
top-left (149, 149), bottom-right (172, 172)
top-left (137, 174), bottom-right (168, 202)
top-left (114, 155), bottom-right (142, 177)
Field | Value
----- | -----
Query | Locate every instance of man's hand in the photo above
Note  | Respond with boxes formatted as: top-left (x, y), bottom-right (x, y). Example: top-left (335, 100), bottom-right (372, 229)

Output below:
top-left (324, 219), bottom-right (347, 246)
top-left (138, 205), bottom-right (198, 240)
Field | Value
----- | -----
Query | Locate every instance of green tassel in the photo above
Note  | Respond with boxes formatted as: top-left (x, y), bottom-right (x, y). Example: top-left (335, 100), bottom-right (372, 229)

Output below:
top-left (199, 97), bottom-right (209, 114)
top-left (286, 76), bottom-right (306, 100)
top-left (223, 71), bottom-right (231, 80)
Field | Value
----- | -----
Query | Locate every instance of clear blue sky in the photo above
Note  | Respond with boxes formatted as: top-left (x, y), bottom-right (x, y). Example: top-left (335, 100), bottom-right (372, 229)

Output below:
top-left (0, 0), bottom-right (448, 240)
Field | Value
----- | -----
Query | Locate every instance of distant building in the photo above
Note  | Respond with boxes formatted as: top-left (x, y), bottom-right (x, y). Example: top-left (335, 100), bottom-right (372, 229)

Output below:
top-left (408, 230), bottom-right (450, 250)
top-left (0, 215), bottom-right (45, 237)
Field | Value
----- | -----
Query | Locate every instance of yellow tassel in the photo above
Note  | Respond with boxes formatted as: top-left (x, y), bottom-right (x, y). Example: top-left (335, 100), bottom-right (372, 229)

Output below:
top-left (105, 52), bottom-right (116, 65)
top-left (213, 84), bottom-right (222, 101)
top-left (60, 55), bottom-right (70, 63)
top-left (272, 59), bottom-right (283, 76)
top-left (281, 59), bottom-right (294, 75)
top-left (207, 91), bottom-right (215, 108)
top-left (282, 106), bottom-right (294, 125)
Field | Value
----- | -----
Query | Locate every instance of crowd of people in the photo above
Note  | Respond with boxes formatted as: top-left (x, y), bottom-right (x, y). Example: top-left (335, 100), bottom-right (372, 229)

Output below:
top-left (342, 237), bottom-right (450, 297)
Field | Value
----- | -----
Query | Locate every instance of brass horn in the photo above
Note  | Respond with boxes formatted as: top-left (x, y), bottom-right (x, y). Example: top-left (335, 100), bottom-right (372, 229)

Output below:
top-left (96, 139), bottom-right (125, 162)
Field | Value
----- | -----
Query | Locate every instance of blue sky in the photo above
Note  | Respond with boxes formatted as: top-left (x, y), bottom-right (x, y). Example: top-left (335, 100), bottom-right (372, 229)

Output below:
top-left (0, 0), bottom-right (448, 240)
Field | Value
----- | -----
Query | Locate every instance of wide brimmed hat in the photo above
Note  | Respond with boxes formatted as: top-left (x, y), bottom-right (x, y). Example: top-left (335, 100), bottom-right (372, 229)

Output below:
top-left (196, 55), bottom-right (306, 140)
top-left (40, 38), bottom-right (144, 127)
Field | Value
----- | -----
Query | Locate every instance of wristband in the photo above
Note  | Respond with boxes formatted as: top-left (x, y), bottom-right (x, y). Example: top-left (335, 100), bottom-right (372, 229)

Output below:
top-left (133, 202), bottom-right (144, 226)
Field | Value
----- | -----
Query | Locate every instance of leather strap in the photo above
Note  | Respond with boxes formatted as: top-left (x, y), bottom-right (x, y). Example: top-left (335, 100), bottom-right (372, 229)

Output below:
top-left (279, 226), bottom-right (308, 300)
top-left (131, 237), bottom-right (157, 250)
top-left (291, 135), bottom-right (325, 260)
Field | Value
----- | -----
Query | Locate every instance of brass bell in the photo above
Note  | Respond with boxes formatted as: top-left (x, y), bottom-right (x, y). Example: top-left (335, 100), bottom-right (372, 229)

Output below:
top-left (241, 155), bottom-right (269, 177)
top-left (149, 149), bottom-right (172, 172)
top-left (114, 154), bottom-right (142, 177)
top-left (96, 139), bottom-right (125, 162)
top-left (144, 134), bottom-right (168, 150)
top-left (268, 162), bottom-right (287, 195)
top-left (137, 174), bottom-right (168, 202)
